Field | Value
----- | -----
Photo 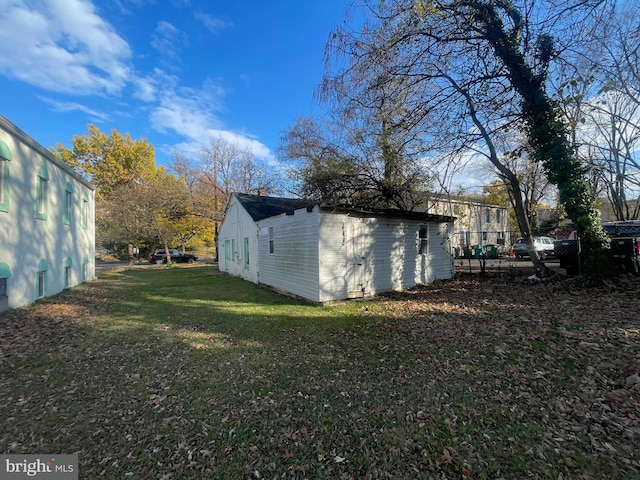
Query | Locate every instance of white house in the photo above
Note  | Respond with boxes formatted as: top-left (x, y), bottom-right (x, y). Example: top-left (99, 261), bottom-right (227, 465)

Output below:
top-left (0, 115), bottom-right (95, 313)
top-left (218, 193), bottom-right (455, 303)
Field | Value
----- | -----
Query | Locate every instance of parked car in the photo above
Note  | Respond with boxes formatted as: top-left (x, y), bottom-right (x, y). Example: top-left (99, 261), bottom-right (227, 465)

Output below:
top-left (513, 236), bottom-right (556, 260)
top-left (149, 249), bottom-right (198, 264)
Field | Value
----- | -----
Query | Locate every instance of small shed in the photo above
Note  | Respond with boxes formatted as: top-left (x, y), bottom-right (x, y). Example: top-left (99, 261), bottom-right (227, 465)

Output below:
top-left (218, 193), bottom-right (455, 303)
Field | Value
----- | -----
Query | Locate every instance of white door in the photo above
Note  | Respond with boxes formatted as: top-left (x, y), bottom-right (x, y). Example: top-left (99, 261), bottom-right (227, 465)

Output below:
top-left (346, 219), bottom-right (365, 297)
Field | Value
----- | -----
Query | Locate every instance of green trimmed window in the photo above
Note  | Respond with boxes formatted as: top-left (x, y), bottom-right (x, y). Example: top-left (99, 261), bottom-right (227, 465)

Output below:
top-left (37, 259), bottom-right (48, 299)
top-left (0, 140), bottom-right (11, 212)
top-left (64, 182), bottom-right (73, 225)
top-left (0, 262), bottom-right (10, 312)
top-left (81, 193), bottom-right (89, 229)
top-left (82, 255), bottom-right (89, 282)
top-left (36, 166), bottom-right (49, 220)
top-left (64, 257), bottom-right (72, 288)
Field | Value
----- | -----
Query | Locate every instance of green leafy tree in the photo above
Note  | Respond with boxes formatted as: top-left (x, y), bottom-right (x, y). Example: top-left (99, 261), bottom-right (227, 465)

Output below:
top-left (52, 125), bottom-right (159, 261)
top-left (52, 125), bottom-right (156, 201)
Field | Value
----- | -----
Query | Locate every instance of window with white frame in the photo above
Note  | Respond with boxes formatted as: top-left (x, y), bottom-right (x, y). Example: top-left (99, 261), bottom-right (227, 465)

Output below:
top-left (244, 237), bottom-right (249, 268)
top-left (496, 208), bottom-right (502, 224)
top-left (268, 226), bottom-right (274, 254)
top-left (418, 224), bottom-right (429, 254)
top-left (485, 208), bottom-right (491, 223)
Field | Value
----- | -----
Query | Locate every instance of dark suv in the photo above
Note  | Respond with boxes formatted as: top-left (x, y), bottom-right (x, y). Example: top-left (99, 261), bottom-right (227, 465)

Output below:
top-left (149, 249), bottom-right (198, 264)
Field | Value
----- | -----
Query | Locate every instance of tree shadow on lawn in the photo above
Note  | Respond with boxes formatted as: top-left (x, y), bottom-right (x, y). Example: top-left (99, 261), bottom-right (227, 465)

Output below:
top-left (1, 266), bottom-right (639, 478)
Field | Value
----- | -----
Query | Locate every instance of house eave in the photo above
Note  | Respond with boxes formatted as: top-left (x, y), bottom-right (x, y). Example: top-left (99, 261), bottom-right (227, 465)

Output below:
top-left (319, 205), bottom-right (455, 223)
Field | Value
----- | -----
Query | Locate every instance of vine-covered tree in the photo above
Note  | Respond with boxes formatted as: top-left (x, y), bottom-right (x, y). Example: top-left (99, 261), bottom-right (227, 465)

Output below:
top-left (322, 0), bottom-right (613, 273)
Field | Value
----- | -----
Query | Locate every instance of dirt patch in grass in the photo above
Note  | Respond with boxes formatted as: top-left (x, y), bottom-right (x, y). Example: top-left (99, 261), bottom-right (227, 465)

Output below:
top-left (0, 268), bottom-right (638, 479)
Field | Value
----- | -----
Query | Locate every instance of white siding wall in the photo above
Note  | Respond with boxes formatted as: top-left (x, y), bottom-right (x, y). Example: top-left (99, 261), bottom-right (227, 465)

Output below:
top-left (216, 196), bottom-right (259, 283)
top-left (218, 200), bottom-right (454, 303)
top-left (415, 222), bottom-right (454, 284)
top-left (317, 213), bottom-right (349, 302)
top-left (257, 207), bottom-right (321, 302)
top-left (318, 213), bottom-right (454, 302)
top-left (0, 117), bottom-right (95, 312)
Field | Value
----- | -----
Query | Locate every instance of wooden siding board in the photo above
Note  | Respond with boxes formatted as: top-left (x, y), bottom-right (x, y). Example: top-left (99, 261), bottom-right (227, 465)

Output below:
top-left (258, 208), bottom-right (320, 302)
top-left (318, 214), bottom-right (453, 301)
top-left (318, 214), bottom-right (349, 302)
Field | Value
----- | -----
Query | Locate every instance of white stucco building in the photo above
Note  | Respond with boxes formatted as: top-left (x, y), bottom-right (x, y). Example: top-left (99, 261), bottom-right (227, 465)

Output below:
top-left (0, 115), bottom-right (95, 312)
top-left (218, 193), bottom-right (455, 303)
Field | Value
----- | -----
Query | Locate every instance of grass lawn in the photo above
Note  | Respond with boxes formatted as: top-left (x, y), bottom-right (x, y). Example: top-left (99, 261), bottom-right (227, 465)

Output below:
top-left (1, 265), bottom-right (639, 479)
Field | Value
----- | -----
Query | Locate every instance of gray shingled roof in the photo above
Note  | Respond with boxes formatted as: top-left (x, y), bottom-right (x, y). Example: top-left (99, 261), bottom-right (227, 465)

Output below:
top-left (234, 193), bottom-right (316, 221)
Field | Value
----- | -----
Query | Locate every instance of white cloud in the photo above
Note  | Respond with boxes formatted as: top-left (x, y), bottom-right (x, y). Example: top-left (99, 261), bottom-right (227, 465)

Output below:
top-left (149, 78), bottom-right (274, 162)
top-left (38, 96), bottom-right (110, 122)
top-left (150, 21), bottom-right (188, 59)
top-left (0, 0), bottom-right (132, 95)
top-left (193, 11), bottom-right (233, 34)
top-left (132, 76), bottom-right (157, 102)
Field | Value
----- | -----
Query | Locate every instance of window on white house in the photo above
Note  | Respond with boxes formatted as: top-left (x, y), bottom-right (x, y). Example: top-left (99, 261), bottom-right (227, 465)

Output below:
top-left (418, 224), bottom-right (429, 254)
top-left (269, 226), bottom-right (274, 254)
top-left (0, 160), bottom-right (7, 212)
top-left (37, 259), bottom-right (48, 298)
top-left (82, 256), bottom-right (89, 282)
top-left (64, 257), bottom-right (72, 289)
top-left (496, 209), bottom-right (502, 224)
top-left (482, 231), bottom-right (488, 243)
top-left (36, 166), bottom-right (49, 220)
top-left (0, 262), bottom-right (9, 312)
top-left (0, 141), bottom-right (10, 212)
top-left (485, 208), bottom-right (491, 223)
top-left (64, 266), bottom-right (71, 288)
top-left (0, 277), bottom-right (6, 306)
top-left (81, 193), bottom-right (89, 229)
top-left (64, 183), bottom-right (73, 225)
top-left (244, 237), bottom-right (249, 268)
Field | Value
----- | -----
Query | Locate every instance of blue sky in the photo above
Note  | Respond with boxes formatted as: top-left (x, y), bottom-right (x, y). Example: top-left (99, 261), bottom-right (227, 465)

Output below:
top-left (0, 0), bottom-right (350, 169)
